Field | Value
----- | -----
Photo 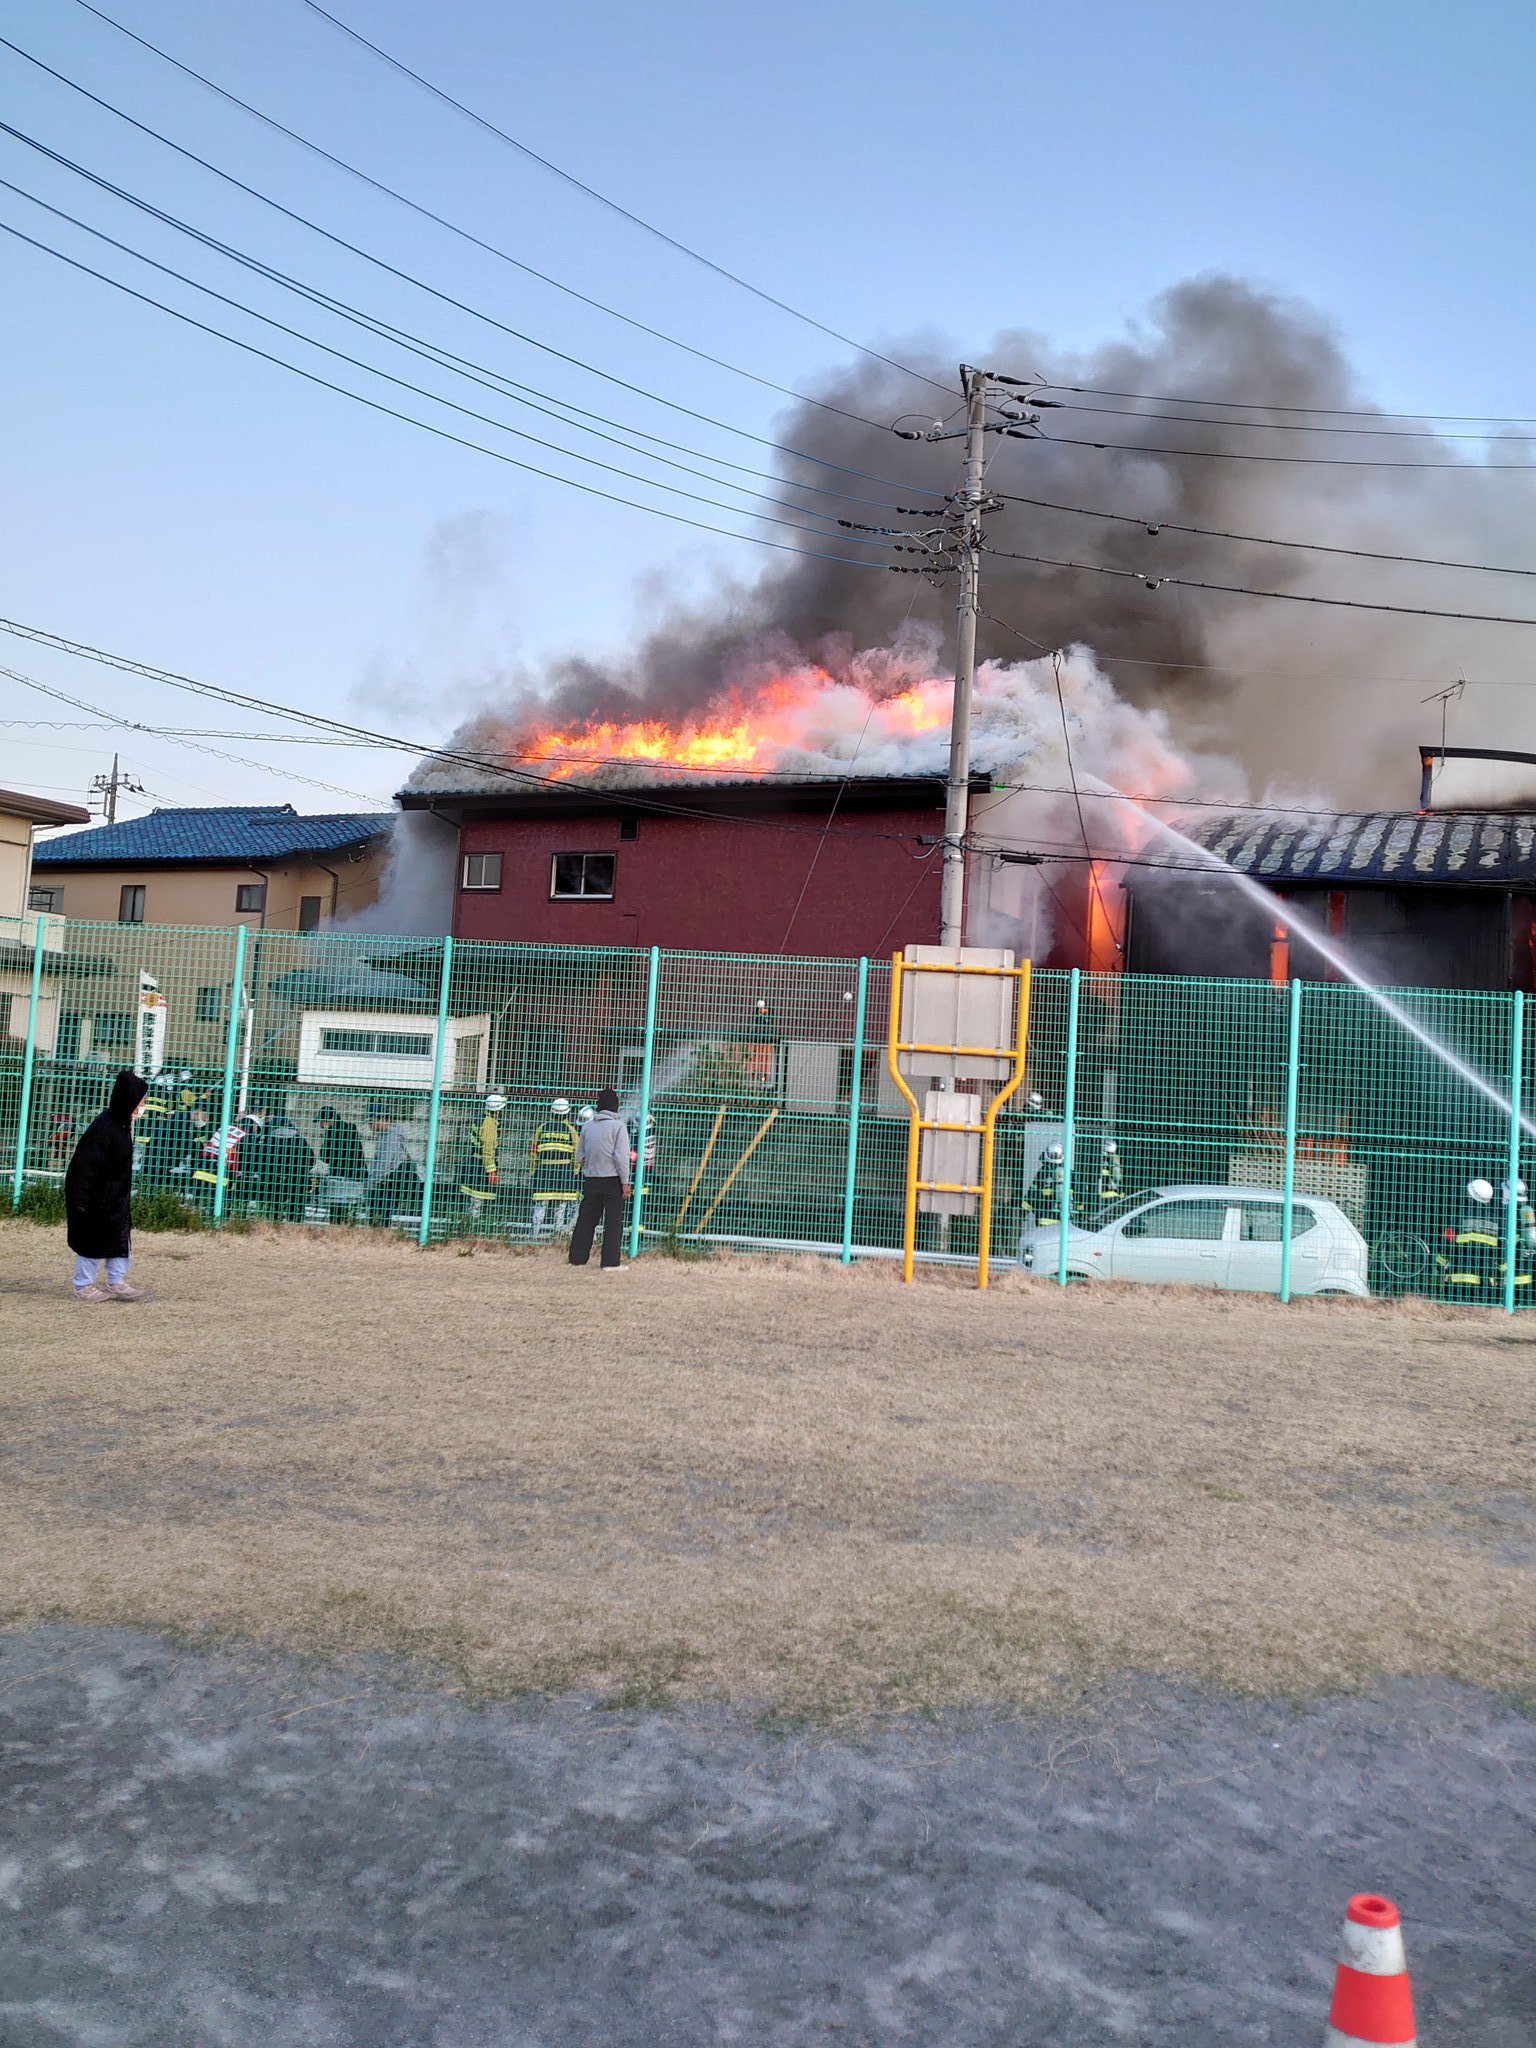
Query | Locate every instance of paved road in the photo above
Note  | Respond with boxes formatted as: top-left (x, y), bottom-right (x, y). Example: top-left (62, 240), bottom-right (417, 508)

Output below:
top-left (2, 1628), bottom-right (1532, 2045)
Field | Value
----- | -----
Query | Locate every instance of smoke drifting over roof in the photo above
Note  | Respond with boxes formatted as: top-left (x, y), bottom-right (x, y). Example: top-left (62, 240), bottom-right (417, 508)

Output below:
top-left (407, 274), bottom-right (1536, 811)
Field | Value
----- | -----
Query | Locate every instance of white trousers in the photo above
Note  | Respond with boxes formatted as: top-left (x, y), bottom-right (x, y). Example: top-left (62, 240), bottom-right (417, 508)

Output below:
top-left (74, 1254), bottom-right (129, 1291)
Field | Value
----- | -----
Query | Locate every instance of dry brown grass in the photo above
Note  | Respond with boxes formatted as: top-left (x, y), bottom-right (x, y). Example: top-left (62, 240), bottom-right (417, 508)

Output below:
top-left (2, 1220), bottom-right (1532, 1715)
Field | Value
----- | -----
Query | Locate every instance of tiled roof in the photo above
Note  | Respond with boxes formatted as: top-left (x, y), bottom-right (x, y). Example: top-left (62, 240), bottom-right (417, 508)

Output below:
top-left (33, 805), bottom-right (394, 867)
top-left (1189, 811), bottom-right (1536, 885)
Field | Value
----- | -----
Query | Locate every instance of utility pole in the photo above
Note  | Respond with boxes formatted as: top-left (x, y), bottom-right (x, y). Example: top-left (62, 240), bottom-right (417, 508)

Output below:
top-left (884, 367), bottom-right (1038, 946)
top-left (940, 366), bottom-right (989, 946)
top-left (90, 753), bottom-right (145, 825)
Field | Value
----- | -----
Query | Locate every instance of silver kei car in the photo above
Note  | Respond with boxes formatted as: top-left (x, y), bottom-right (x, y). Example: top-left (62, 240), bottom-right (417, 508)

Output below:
top-left (1016, 1184), bottom-right (1371, 1297)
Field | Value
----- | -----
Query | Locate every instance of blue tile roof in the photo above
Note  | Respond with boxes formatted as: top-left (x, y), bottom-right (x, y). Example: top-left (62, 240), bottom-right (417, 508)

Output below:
top-left (33, 805), bottom-right (394, 867)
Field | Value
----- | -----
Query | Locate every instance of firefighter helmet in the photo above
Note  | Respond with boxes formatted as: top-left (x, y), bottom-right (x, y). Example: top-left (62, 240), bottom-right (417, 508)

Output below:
top-left (484, 1092), bottom-right (507, 1113)
top-left (1046, 1142), bottom-right (1064, 1162)
top-left (1102, 1139), bottom-right (1117, 1157)
top-left (550, 1097), bottom-right (571, 1116)
top-left (577, 1104), bottom-right (595, 1123)
top-left (1467, 1178), bottom-right (1495, 1205)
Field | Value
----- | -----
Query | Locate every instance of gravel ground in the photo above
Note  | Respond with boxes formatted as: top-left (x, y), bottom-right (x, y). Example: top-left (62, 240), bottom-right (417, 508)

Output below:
top-left (2, 1627), bottom-right (1533, 2047)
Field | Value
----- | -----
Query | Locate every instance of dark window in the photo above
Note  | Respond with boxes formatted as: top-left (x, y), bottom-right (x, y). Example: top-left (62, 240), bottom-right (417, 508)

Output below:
top-left (196, 986), bottom-right (222, 1024)
top-left (619, 815), bottom-right (639, 842)
top-left (1121, 1199), bottom-right (1230, 1241)
top-left (0, 994), bottom-right (12, 1039)
top-left (551, 852), bottom-right (616, 900)
top-left (461, 852), bottom-right (502, 891)
top-left (837, 1046), bottom-right (881, 1101)
top-left (298, 895), bottom-right (323, 932)
top-left (235, 883), bottom-right (266, 914)
top-left (27, 885), bottom-right (62, 914)
top-left (93, 1012), bottom-right (134, 1048)
top-left (1241, 1200), bottom-right (1317, 1241)
top-left (319, 1027), bottom-right (434, 1058)
top-left (118, 884), bottom-right (145, 925)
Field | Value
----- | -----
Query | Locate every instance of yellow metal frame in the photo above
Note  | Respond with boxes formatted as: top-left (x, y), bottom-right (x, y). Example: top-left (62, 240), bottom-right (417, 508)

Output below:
top-left (886, 953), bottom-right (1032, 1289)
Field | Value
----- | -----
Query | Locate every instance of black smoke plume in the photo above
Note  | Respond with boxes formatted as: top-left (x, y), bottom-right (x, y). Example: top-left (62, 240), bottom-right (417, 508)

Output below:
top-left (414, 274), bottom-right (1536, 808)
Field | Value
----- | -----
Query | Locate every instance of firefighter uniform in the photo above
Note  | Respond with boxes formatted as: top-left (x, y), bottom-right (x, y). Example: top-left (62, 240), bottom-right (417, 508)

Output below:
top-left (1097, 1140), bottom-right (1126, 1210)
top-left (1436, 1177), bottom-right (1535, 1298)
top-left (1023, 1144), bottom-right (1077, 1226)
top-left (460, 1093), bottom-right (505, 1223)
top-left (529, 1099), bottom-right (582, 1236)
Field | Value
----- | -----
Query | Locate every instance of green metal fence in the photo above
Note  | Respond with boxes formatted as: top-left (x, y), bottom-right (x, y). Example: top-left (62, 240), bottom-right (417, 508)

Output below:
top-left (2, 912), bottom-right (1532, 1307)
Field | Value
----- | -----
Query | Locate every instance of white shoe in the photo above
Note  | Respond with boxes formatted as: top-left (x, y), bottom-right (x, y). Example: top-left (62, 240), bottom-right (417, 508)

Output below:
top-left (73, 1285), bottom-right (109, 1303)
top-left (107, 1282), bottom-right (146, 1301)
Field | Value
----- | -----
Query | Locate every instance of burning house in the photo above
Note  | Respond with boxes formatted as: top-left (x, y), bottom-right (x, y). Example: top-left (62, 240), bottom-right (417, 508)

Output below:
top-left (395, 647), bottom-right (1160, 970)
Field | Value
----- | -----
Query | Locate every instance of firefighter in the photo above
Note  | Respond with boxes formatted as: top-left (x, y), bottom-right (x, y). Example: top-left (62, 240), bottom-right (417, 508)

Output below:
top-left (460, 1091), bottom-right (506, 1226)
top-left (1435, 1178), bottom-right (1502, 1296)
top-left (1097, 1139), bottom-right (1126, 1211)
top-left (1023, 1142), bottom-right (1071, 1225)
top-left (138, 1091), bottom-right (207, 1194)
top-left (529, 1096), bottom-right (582, 1237)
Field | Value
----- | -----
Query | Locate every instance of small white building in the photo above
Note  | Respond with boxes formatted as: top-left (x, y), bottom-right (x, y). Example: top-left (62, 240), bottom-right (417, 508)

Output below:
top-left (296, 1009), bottom-right (492, 1093)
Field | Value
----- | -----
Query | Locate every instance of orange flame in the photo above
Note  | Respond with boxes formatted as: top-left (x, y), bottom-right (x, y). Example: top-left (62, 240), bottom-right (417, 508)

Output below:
top-left (514, 670), bottom-right (952, 779)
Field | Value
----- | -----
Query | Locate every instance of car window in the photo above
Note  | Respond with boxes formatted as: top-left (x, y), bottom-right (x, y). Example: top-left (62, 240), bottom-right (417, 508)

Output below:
top-left (1240, 1201), bottom-right (1317, 1241)
top-left (1120, 1199), bottom-right (1230, 1241)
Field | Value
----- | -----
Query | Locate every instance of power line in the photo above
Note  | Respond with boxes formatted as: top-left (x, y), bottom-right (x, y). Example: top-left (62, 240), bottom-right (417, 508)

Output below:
top-left (1030, 425), bottom-right (1536, 472)
top-left (300, 0), bottom-right (955, 400)
top-left (2, 667), bottom-right (386, 802)
top-left (0, 212), bottom-right (895, 571)
top-left (5, 29), bottom-right (922, 485)
top-left (0, 611), bottom-right (956, 849)
top-left (996, 491), bottom-right (1536, 580)
top-left (982, 542), bottom-right (1536, 627)
top-left (1035, 382), bottom-right (1536, 427)
top-left (1032, 398), bottom-right (1536, 442)
top-left (0, 137), bottom-right (908, 536)
top-left (60, 3), bottom-right (946, 436)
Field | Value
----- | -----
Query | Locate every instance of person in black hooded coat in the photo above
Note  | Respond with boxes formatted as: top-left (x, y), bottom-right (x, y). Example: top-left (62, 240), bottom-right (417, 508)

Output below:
top-left (65, 1068), bottom-right (149, 1301)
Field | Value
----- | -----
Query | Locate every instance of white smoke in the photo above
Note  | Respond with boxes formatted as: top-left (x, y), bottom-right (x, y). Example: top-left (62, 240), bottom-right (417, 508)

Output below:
top-left (337, 808), bottom-right (457, 936)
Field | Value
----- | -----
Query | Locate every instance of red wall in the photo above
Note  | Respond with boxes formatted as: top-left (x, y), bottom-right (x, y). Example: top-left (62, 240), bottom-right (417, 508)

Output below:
top-left (451, 804), bottom-right (946, 958)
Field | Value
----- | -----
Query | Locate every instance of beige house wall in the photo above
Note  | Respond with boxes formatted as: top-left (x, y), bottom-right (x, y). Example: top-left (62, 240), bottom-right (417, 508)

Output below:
top-left (35, 846), bottom-right (388, 931)
top-left (0, 812), bottom-right (34, 921)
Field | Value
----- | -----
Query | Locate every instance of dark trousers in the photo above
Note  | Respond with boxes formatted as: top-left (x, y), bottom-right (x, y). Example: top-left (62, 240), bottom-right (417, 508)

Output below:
top-left (367, 1165), bottom-right (421, 1226)
top-left (569, 1176), bottom-right (625, 1267)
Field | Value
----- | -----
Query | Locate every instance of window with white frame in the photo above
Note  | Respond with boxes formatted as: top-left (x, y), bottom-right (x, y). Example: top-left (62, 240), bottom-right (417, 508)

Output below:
top-left (550, 851), bottom-right (615, 900)
top-left (461, 851), bottom-right (503, 891)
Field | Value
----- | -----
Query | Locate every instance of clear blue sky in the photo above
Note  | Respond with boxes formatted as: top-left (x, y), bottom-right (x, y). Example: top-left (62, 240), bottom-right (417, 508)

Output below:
top-left (4, 0), bottom-right (1533, 822)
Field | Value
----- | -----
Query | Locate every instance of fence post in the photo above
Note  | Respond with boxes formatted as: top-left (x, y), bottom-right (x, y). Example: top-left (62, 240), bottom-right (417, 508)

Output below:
top-left (840, 956), bottom-right (869, 1265)
top-left (418, 934), bottom-right (455, 1248)
top-left (627, 945), bottom-right (660, 1259)
top-left (1503, 988), bottom-right (1525, 1316)
top-left (212, 923), bottom-right (248, 1229)
top-left (1057, 967), bottom-right (1080, 1288)
top-left (1279, 977), bottom-right (1302, 1302)
top-left (10, 913), bottom-right (47, 1208)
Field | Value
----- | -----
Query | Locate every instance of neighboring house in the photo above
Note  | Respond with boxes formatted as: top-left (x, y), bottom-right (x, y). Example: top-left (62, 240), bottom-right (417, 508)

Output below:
top-left (0, 787), bottom-right (92, 1054)
top-left (29, 804), bottom-right (395, 932)
top-left (1124, 809), bottom-right (1536, 991)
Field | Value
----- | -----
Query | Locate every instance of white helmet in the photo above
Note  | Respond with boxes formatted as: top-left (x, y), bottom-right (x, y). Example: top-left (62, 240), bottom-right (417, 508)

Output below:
top-left (1102, 1140), bottom-right (1117, 1157)
top-left (578, 1104), bottom-right (595, 1123)
top-left (1046, 1142), bottom-right (1064, 1162)
top-left (1467, 1178), bottom-right (1495, 1205)
top-left (484, 1092), bottom-right (507, 1113)
top-left (550, 1097), bottom-right (571, 1116)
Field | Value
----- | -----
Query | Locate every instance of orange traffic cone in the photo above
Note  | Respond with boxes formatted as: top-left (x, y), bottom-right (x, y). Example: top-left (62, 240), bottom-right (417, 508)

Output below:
top-left (1326, 1894), bottom-right (1417, 2046)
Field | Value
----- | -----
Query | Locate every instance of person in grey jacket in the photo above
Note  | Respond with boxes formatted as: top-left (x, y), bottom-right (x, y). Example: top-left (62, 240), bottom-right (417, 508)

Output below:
top-left (568, 1087), bottom-right (630, 1269)
top-left (365, 1101), bottom-right (422, 1226)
